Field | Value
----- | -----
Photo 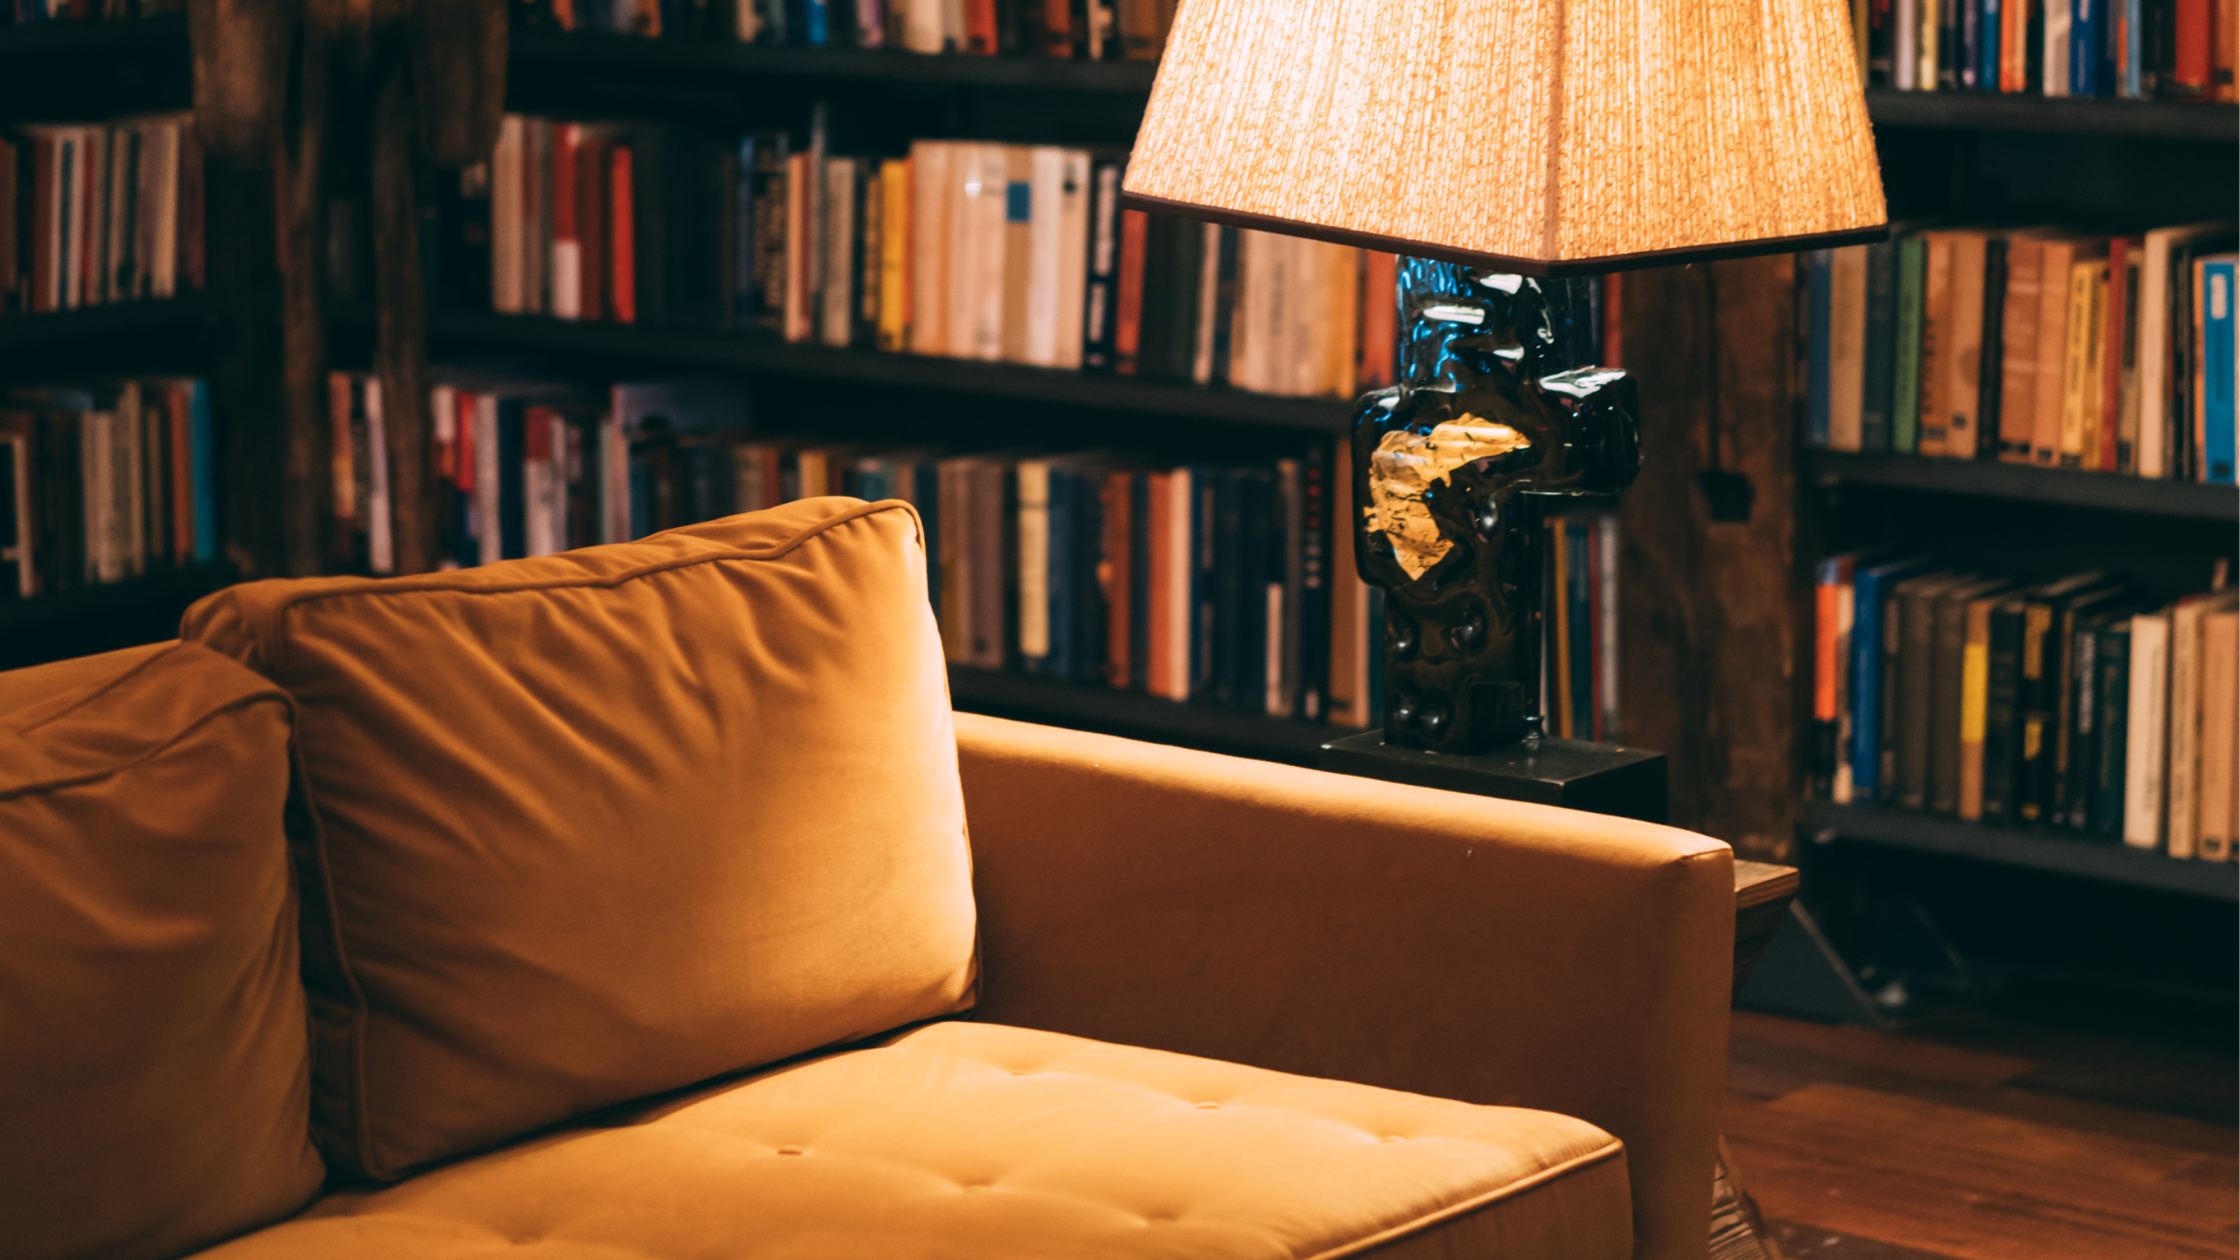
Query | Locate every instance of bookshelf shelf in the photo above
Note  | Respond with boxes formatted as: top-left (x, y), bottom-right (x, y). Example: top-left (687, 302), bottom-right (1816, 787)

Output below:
top-left (510, 29), bottom-right (1161, 93)
top-left (0, 298), bottom-right (207, 365)
top-left (1805, 801), bottom-right (2240, 900)
top-left (420, 309), bottom-right (1357, 431)
top-left (947, 665), bottom-right (1356, 764)
top-left (0, 562), bottom-right (235, 671)
top-left (1803, 450), bottom-right (2238, 520)
top-left (0, 15), bottom-right (193, 121)
top-left (1863, 87), bottom-right (2238, 140)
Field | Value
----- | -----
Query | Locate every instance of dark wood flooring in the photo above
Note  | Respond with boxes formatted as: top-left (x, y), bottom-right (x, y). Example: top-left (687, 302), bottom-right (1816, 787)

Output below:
top-left (1726, 1009), bottom-right (2239, 1260)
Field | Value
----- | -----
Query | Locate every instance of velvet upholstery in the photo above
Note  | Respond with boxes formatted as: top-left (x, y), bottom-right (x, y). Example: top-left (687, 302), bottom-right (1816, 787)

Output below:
top-left (180, 498), bottom-right (979, 1182)
top-left (191, 1021), bottom-right (1633, 1260)
top-left (954, 712), bottom-right (1734, 1260)
top-left (0, 642), bottom-right (324, 1260)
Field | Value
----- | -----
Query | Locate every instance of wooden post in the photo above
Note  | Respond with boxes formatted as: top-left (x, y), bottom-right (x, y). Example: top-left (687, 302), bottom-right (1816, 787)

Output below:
top-left (372, 63), bottom-right (437, 574)
top-left (1616, 255), bottom-right (1810, 862)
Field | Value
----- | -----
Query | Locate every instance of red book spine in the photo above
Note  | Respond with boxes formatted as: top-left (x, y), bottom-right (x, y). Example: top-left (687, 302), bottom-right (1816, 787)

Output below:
top-left (1113, 208), bottom-right (1149, 375)
top-left (966, 0), bottom-right (999, 52)
top-left (576, 136), bottom-right (605, 323)
top-left (454, 392), bottom-right (476, 495)
top-left (2100, 238), bottom-right (2130, 472)
top-left (551, 125), bottom-right (580, 318)
top-left (1042, 0), bottom-right (1073, 54)
top-left (2175, 0), bottom-right (2212, 93)
top-left (609, 145), bottom-right (635, 324)
top-left (169, 385), bottom-right (193, 564)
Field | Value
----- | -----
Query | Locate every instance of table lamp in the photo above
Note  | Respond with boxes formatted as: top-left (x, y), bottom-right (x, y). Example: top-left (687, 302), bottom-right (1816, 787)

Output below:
top-left (1121, 0), bottom-right (1888, 754)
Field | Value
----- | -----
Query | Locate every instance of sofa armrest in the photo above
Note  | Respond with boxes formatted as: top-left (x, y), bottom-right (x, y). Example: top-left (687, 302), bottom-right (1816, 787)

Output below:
top-left (956, 713), bottom-right (1731, 1260)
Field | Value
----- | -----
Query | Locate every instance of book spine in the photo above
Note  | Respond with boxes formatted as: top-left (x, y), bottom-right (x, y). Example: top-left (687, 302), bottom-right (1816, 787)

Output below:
top-left (1917, 235), bottom-right (1953, 455)
top-left (1893, 237), bottom-right (1927, 453)
top-left (1977, 239), bottom-right (2008, 458)
top-left (1814, 557), bottom-right (1848, 798)
top-left (1102, 472), bottom-right (1130, 689)
top-left (2123, 611), bottom-right (2171, 848)
top-left (1981, 602), bottom-right (2025, 822)
top-left (2101, 239), bottom-right (2131, 470)
top-left (1928, 592), bottom-right (1970, 813)
top-left (2202, 258), bottom-right (2235, 484)
top-left (2032, 243), bottom-right (2074, 464)
top-left (2064, 620), bottom-right (2100, 828)
top-left (1959, 598), bottom-right (1993, 819)
top-left (1081, 161), bottom-right (1122, 370)
top-left (1861, 239), bottom-right (1898, 451)
top-left (2091, 622), bottom-right (2131, 838)
top-left (2198, 610), bottom-right (2238, 859)
top-left (1806, 249), bottom-right (1833, 448)
top-left (2016, 600), bottom-right (2060, 822)
top-left (1113, 207), bottom-right (1149, 375)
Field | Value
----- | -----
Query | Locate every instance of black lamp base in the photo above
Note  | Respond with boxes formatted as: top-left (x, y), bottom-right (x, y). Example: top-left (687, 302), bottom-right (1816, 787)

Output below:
top-left (1318, 731), bottom-right (1668, 825)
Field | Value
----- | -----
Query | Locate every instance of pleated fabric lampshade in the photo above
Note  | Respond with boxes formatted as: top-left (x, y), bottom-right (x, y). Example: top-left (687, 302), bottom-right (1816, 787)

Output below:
top-left (1122, 0), bottom-right (1889, 275)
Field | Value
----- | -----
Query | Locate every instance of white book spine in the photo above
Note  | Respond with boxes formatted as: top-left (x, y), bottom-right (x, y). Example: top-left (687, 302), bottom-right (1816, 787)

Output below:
top-left (551, 240), bottom-right (582, 320)
top-left (946, 144), bottom-right (983, 359)
top-left (972, 145), bottom-right (1007, 361)
top-left (1024, 147), bottom-right (1065, 367)
top-left (1053, 151), bottom-right (1090, 370)
top-left (1895, 0), bottom-right (1919, 87)
top-left (2044, 0), bottom-right (2071, 95)
top-left (2125, 612), bottom-right (2173, 849)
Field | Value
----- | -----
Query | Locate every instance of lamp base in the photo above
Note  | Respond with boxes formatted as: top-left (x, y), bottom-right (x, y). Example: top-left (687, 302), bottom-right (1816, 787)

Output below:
top-left (1318, 731), bottom-right (1667, 825)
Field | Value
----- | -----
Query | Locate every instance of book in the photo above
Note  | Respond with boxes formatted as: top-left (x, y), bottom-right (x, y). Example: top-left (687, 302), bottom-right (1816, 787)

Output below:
top-left (2123, 608), bottom-right (2173, 850)
top-left (1853, 556), bottom-right (1936, 798)
top-left (1829, 245), bottom-right (1870, 451)
top-left (1932, 577), bottom-right (2012, 815)
top-left (1958, 588), bottom-right (2001, 819)
top-left (2057, 257), bottom-right (2106, 468)
top-left (1997, 234), bottom-right (2046, 463)
top-left (2032, 237), bottom-right (2102, 464)
top-left (1862, 237), bottom-right (1901, 451)
top-left (1815, 552), bottom-right (1864, 798)
top-left (1894, 571), bottom-right (1968, 808)
top-left (1917, 233), bottom-right (1955, 456)
top-left (2088, 615), bottom-right (2132, 838)
top-left (2103, 236), bottom-right (2140, 472)
top-left (1893, 235), bottom-right (1929, 453)
top-left (2199, 608), bottom-right (2238, 859)
top-left (1807, 248), bottom-right (1834, 448)
top-left (2198, 254), bottom-right (2236, 484)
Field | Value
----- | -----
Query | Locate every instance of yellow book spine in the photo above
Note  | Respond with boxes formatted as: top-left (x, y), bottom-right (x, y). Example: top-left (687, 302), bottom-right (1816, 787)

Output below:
top-left (877, 158), bottom-right (911, 352)
top-left (2058, 261), bottom-right (2099, 467)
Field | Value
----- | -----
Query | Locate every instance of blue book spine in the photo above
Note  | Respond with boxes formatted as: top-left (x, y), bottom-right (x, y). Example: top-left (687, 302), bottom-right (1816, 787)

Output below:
top-left (2121, 0), bottom-right (2143, 95)
top-left (190, 381), bottom-right (217, 563)
top-left (805, 0), bottom-right (829, 45)
top-left (1980, 0), bottom-right (2002, 89)
top-left (2204, 260), bottom-right (2236, 484)
top-left (1045, 471), bottom-right (1075, 684)
top-left (1851, 558), bottom-right (1932, 794)
top-left (1806, 250), bottom-right (1833, 448)
top-left (2071, 0), bottom-right (2102, 94)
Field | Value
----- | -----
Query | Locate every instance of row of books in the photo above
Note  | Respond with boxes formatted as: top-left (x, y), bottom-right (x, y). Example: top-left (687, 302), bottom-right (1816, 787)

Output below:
top-left (1858, 0), bottom-right (2239, 101)
top-left (1801, 222), bottom-right (2237, 483)
top-left (1, 115), bottom-right (207, 316)
top-left (474, 117), bottom-right (1405, 398)
top-left (516, 0), bottom-right (1175, 59)
top-left (4, 0), bottom-right (179, 23)
top-left (335, 372), bottom-right (1628, 737)
top-left (0, 378), bottom-right (218, 598)
top-left (1813, 553), bottom-right (2240, 861)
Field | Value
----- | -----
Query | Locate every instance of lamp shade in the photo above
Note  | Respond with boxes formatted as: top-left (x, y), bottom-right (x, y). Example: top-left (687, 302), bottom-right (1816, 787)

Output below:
top-left (1121, 0), bottom-right (1888, 275)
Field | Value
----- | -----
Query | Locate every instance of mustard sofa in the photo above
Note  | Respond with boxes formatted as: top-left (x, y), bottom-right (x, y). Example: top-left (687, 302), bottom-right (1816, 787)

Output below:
top-left (0, 497), bottom-right (1733, 1260)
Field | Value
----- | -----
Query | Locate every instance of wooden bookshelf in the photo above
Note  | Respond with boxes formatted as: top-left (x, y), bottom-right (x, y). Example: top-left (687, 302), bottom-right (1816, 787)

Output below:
top-left (0, 297), bottom-right (208, 369)
top-left (1804, 450), bottom-right (2239, 521)
top-left (1805, 801), bottom-right (2240, 901)
top-left (510, 28), bottom-right (1160, 93)
top-left (0, 14), bottom-right (192, 121)
top-left (1863, 88), bottom-right (2238, 140)
top-left (948, 665), bottom-right (1356, 764)
top-left (417, 309), bottom-right (1357, 432)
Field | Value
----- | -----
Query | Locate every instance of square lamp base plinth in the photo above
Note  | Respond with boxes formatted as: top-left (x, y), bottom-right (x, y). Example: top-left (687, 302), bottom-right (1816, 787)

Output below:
top-left (1318, 731), bottom-right (1668, 825)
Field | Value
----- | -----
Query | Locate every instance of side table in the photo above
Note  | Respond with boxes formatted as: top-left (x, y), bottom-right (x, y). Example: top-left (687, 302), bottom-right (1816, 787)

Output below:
top-left (1319, 735), bottom-right (1800, 1260)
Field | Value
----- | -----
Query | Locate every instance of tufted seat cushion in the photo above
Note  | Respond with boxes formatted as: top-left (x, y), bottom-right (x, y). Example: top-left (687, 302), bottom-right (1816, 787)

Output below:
top-left (190, 1021), bottom-right (1631, 1260)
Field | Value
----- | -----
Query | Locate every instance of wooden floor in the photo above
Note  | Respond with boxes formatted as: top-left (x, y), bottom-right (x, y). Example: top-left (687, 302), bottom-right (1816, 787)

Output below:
top-left (1725, 1009), bottom-right (2239, 1260)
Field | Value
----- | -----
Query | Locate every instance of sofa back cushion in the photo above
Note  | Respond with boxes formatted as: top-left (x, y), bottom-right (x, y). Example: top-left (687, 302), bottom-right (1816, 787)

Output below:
top-left (182, 498), bottom-right (978, 1182)
top-left (0, 641), bottom-right (324, 1260)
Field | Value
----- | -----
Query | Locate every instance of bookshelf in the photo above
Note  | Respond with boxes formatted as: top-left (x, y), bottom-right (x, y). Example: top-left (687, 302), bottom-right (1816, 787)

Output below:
top-left (0, 562), bottom-right (234, 671)
top-left (1805, 801), bottom-right (2240, 901)
top-left (949, 665), bottom-right (1355, 764)
top-left (1804, 451), bottom-right (2240, 520)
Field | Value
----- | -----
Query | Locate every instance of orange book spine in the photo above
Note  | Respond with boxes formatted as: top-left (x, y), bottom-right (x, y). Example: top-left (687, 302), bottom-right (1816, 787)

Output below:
top-left (609, 145), bottom-right (635, 324)
top-left (965, 0), bottom-right (998, 52)
top-left (2099, 238), bottom-right (2129, 473)
top-left (1114, 208), bottom-right (1149, 376)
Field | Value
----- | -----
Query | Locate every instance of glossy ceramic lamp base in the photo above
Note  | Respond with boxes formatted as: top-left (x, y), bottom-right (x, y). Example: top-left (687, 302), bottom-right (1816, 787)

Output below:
top-left (1351, 259), bottom-right (1640, 756)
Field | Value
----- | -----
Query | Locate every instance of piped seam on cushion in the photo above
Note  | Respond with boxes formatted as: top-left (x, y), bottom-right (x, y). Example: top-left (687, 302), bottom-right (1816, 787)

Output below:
top-left (12, 640), bottom-right (194, 736)
top-left (254, 500), bottom-right (924, 681)
top-left (1303, 1137), bottom-right (1626, 1260)
top-left (0, 689), bottom-right (294, 800)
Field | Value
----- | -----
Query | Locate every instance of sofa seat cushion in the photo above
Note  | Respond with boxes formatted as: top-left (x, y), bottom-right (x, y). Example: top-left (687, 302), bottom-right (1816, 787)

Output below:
top-left (192, 1022), bottom-right (1630, 1260)
top-left (181, 498), bottom-right (976, 1183)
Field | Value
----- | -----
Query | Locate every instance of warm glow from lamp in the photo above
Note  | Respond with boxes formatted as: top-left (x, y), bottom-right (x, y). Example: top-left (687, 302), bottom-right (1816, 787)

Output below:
top-left (1122, 0), bottom-right (1889, 275)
